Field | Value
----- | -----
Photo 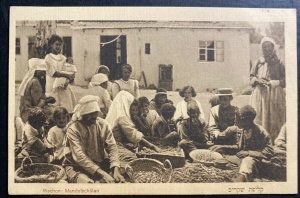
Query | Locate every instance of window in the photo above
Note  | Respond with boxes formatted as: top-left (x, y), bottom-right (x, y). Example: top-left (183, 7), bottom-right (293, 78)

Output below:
top-left (199, 41), bottom-right (224, 62)
top-left (145, 43), bottom-right (150, 54)
top-left (28, 36), bottom-right (36, 59)
top-left (16, 38), bottom-right (21, 55)
top-left (62, 37), bottom-right (72, 58)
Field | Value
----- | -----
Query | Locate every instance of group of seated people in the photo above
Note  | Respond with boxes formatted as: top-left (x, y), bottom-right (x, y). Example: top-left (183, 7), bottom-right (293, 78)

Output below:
top-left (16, 63), bottom-right (286, 184)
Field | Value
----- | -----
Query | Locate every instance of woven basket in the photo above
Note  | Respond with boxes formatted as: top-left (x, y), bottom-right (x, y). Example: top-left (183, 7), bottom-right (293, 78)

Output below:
top-left (15, 157), bottom-right (65, 183)
top-left (189, 149), bottom-right (223, 166)
top-left (126, 158), bottom-right (173, 183)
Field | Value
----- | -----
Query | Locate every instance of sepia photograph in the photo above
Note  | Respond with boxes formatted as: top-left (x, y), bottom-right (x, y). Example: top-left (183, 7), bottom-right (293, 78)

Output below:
top-left (8, 7), bottom-right (297, 195)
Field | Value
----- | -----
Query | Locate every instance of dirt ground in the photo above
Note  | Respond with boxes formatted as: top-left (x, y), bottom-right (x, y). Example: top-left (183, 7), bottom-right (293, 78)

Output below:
top-left (14, 84), bottom-right (250, 119)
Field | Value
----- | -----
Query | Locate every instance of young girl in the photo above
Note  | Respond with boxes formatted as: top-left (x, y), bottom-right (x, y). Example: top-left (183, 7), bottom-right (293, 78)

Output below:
top-left (111, 64), bottom-right (140, 99)
top-left (45, 34), bottom-right (77, 113)
top-left (47, 107), bottom-right (69, 164)
top-left (89, 73), bottom-right (112, 118)
top-left (173, 86), bottom-right (205, 121)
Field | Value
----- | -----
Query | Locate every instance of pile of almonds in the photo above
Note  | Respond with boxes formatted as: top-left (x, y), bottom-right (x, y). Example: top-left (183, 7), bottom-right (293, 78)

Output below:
top-left (133, 171), bottom-right (163, 183)
top-left (171, 162), bottom-right (239, 183)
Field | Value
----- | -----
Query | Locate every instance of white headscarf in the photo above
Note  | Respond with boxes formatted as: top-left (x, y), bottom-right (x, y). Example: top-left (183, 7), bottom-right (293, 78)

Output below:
top-left (88, 73), bottom-right (108, 88)
top-left (260, 36), bottom-right (279, 52)
top-left (72, 95), bottom-right (100, 121)
top-left (95, 65), bottom-right (110, 74)
top-left (260, 36), bottom-right (276, 47)
top-left (18, 58), bottom-right (46, 96)
top-left (106, 90), bottom-right (134, 129)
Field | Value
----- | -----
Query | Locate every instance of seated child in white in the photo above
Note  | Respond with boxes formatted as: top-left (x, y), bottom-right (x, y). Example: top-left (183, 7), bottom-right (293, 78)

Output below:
top-left (47, 106), bottom-right (70, 164)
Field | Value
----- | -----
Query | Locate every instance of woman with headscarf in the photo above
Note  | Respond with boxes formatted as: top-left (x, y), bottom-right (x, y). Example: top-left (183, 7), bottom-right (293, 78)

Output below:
top-left (18, 58), bottom-right (55, 123)
top-left (89, 73), bottom-right (112, 118)
top-left (249, 37), bottom-right (286, 142)
top-left (106, 91), bottom-right (160, 167)
top-left (64, 95), bottom-right (125, 183)
top-left (111, 64), bottom-right (140, 99)
top-left (95, 65), bottom-right (113, 98)
top-left (149, 88), bottom-right (173, 116)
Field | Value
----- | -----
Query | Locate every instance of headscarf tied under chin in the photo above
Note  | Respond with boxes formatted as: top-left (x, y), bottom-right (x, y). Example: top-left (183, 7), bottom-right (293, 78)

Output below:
top-left (71, 95), bottom-right (100, 121)
top-left (88, 73), bottom-right (108, 88)
top-left (260, 36), bottom-right (279, 54)
top-left (18, 58), bottom-right (47, 96)
top-left (105, 90), bottom-right (134, 129)
top-left (259, 36), bottom-right (280, 64)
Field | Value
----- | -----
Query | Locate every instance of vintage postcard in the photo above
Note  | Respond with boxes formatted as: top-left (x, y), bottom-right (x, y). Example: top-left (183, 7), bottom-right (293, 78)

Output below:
top-left (8, 7), bottom-right (297, 195)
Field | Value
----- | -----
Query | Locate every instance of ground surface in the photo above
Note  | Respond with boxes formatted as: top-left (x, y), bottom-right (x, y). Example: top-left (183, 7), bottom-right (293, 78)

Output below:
top-left (15, 84), bottom-right (250, 119)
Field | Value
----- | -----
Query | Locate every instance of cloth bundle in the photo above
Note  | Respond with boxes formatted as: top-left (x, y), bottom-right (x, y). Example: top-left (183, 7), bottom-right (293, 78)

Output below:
top-left (52, 63), bottom-right (77, 90)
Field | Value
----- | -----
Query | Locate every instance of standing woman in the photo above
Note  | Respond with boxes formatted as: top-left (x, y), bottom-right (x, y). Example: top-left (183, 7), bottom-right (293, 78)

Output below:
top-left (45, 34), bottom-right (76, 113)
top-left (249, 37), bottom-right (286, 141)
top-left (111, 64), bottom-right (140, 99)
top-left (173, 86), bottom-right (205, 121)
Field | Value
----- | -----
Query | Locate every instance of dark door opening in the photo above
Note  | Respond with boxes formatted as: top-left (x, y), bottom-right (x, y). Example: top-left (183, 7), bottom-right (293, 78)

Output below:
top-left (100, 35), bottom-right (127, 80)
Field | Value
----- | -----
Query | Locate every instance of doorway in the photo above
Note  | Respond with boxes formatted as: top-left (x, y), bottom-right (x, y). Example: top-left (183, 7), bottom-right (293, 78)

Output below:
top-left (100, 35), bottom-right (127, 80)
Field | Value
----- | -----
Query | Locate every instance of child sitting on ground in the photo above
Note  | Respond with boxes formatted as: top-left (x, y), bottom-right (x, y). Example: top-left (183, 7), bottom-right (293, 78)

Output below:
top-left (47, 107), bottom-right (70, 164)
top-left (18, 107), bottom-right (53, 158)
top-left (132, 97), bottom-right (159, 136)
top-left (232, 105), bottom-right (273, 182)
top-left (152, 103), bottom-right (179, 145)
top-left (177, 100), bottom-right (208, 158)
top-left (88, 73), bottom-right (112, 118)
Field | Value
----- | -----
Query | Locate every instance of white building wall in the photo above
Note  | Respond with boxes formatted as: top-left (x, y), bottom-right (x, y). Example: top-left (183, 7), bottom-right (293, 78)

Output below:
top-left (16, 25), bottom-right (251, 92)
top-left (137, 28), bottom-right (250, 92)
top-left (75, 29), bottom-right (141, 85)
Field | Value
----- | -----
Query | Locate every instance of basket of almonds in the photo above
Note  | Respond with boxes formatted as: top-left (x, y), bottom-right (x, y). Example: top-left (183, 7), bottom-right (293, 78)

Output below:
top-left (126, 158), bottom-right (173, 183)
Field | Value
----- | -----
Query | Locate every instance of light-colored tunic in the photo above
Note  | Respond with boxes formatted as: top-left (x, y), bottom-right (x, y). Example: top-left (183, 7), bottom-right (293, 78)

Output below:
top-left (112, 116), bottom-right (144, 146)
top-left (47, 126), bottom-right (66, 160)
top-left (208, 104), bottom-right (238, 141)
top-left (111, 79), bottom-right (140, 99)
top-left (173, 99), bottom-right (205, 121)
top-left (66, 118), bottom-right (120, 175)
top-left (89, 86), bottom-right (112, 117)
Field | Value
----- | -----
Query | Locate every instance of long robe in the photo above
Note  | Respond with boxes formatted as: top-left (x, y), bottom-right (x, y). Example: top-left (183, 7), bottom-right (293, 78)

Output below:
top-left (249, 55), bottom-right (286, 142)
